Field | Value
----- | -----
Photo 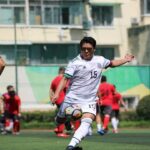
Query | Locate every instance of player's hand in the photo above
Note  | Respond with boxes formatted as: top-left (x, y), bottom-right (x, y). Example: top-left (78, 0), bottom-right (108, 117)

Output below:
top-left (18, 113), bottom-right (21, 117)
top-left (51, 93), bottom-right (59, 105)
top-left (124, 54), bottom-right (134, 62)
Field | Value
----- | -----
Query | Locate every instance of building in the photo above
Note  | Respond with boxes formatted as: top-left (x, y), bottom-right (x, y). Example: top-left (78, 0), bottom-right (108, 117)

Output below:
top-left (0, 0), bottom-right (148, 65)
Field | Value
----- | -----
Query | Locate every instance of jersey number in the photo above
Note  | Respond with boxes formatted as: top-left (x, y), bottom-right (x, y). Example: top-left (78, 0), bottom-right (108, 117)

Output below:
top-left (90, 71), bottom-right (98, 79)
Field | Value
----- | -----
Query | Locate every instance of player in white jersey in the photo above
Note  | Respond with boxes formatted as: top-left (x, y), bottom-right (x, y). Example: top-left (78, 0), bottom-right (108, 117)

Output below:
top-left (52, 37), bottom-right (134, 150)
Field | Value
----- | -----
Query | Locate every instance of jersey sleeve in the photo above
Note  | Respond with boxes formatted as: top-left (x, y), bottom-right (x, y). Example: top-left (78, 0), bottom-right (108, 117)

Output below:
top-left (64, 61), bottom-right (76, 78)
top-left (100, 56), bottom-right (111, 68)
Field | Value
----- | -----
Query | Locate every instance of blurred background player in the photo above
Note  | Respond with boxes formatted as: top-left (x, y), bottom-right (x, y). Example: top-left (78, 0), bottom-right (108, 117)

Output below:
top-left (97, 75), bottom-right (115, 135)
top-left (50, 67), bottom-right (72, 137)
top-left (52, 36), bottom-right (134, 150)
top-left (111, 85), bottom-right (127, 133)
top-left (0, 56), bottom-right (5, 132)
top-left (0, 56), bottom-right (5, 75)
top-left (0, 85), bottom-right (21, 135)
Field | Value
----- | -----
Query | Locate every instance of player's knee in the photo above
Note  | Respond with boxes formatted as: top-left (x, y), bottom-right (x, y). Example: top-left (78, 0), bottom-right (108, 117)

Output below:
top-left (81, 118), bottom-right (92, 125)
top-left (55, 116), bottom-right (66, 124)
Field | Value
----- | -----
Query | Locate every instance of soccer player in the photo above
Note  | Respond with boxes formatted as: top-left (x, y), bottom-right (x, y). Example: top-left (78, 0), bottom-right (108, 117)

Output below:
top-left (0, 85), bottom-right (21, 135)
top-left (52, 36), bottom-right (134, 150)
top-left (111, 85), bottom-right (127, 133)
top-left (0, 56), bottom-right (5, 75)
top-left (97, 75), bottom-right (115, 135)
top-left (50, 67), bottom-right (72, 137)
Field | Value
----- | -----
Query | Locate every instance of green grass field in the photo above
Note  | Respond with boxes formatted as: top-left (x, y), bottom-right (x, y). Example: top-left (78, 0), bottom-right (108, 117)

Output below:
top-left (0, 129), bottom-right (150, 150)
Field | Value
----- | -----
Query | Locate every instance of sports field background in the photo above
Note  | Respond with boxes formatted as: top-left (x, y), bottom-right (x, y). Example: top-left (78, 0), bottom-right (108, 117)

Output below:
top-left (0, 66), bottom-right (149, 108)
top-left (0, 129), bottom-right (150, 150)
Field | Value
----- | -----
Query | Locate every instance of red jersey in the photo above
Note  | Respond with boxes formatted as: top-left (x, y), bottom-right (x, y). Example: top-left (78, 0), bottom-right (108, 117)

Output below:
top-left (2, 93), bottom-right (21, 115)
top-left (99, 82), bottom-right (115, 106)
top-left (112, 92), bottom-right (122, 110)
top-left (50, 75), bottom-right (67, 105)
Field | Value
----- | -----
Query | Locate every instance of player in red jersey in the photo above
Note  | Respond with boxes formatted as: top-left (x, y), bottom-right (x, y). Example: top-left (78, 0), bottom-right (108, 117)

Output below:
top-left (97, 75), bottom-right (115, 135)
top-left (0, 85), bottom-right (21, 135)
top-left (111, 85), bottom-right (127, 133)
top-left (50, 67), bottom-right (72, 137)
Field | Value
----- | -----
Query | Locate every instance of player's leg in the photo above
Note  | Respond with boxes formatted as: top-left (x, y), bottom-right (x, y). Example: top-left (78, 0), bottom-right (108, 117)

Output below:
top-left (55, 102), bottom-right (71, 137)
top-left (98, 106), bottom-right (112, 135)
top-left (54, 104), bottom-right (66, 135)
top-left (13, 115), bottom-right (20, 135)
top-left (113, 110), bottom-right (119, 133)
top-left (66, 114), bottom-right (94, 150)
top-left (111, 110), bottom-right (118, 133)
top-left (66, 103), bottom-right (96, 150)
top-left (0, 113), bottom-right (5, 132)
top-left (96, 104), bottom-right (102, 132)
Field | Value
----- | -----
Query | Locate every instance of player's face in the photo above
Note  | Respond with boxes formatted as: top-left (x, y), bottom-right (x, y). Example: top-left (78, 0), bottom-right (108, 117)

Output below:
top-left (80, 43), bottom-right (95, 60)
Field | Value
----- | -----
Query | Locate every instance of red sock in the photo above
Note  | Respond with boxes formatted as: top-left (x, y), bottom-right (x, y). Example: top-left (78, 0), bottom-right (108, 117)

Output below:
top-left (5, 119), bottom-right (10, 128)
top-left (73, 120), bottom-right (80, 131)
top-left (13, 121), bottom-right (20, 132)
top-left (57, 124), bottom-right (65, 133)
top-left (103, 115), bottom-right (110, 129)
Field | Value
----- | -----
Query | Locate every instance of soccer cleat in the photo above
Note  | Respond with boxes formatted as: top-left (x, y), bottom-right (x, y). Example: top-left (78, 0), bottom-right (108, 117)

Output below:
top-left (56, 133), bottom-right (70, 138)
top-left (54, 127), bottom-right (59, 134)
top-left (97, 128), bottom-right (108, 136)
top-left (66, 146), bottom-right (83, 150)
top-left (112, 129), bottom-right (118, 134)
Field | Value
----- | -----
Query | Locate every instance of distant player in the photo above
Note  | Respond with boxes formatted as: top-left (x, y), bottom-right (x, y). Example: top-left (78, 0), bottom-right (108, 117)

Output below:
top-left (97, 75), bottom-right (115, 135)
top-left (0, 56), bottom-right (5, 131)
top-left (111, 85), bottom-right (127, 133)
top-left (0, 85), bottom-right (21, 135)
top-left (50, 67), bottom-right (72, 137)
top-left (0, 56), bottom-right (5, 75)
top-left (52, 36), bottom-right (134, 150)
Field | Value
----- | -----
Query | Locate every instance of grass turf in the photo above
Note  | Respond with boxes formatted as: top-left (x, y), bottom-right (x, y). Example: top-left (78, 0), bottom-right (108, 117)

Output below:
top-left (0, 129), bottom-right (150, 150)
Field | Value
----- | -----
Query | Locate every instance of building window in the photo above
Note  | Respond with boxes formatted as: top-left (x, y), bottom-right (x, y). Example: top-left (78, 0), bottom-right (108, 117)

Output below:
top-left (0, 0), bottom-right (25, 25)
top-left (29, 6), bottom-right (42, 25)
top-left (92, 6), bottom-right (113, 26)
top-left (30, 44), bottom-right (79, 64)
top-left (29, 0), bottom-right (82, 25)
top-left (43, 5), bottom-right (81, 25)
top-left (95, 47), bottom-right (114, 60)
top-left (141, 0), bottom-right (150, 14)
top-left (62, 7), bottom-right (69, 25)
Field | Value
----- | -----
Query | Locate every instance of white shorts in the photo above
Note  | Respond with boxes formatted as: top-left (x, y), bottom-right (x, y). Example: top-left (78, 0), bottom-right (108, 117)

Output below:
top-left (57, 102), bottom-right (97, 118)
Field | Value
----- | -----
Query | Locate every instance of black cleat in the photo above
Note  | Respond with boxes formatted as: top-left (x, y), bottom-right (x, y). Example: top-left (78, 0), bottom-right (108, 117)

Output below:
top-left (66, 146), bottom-right (83, 150)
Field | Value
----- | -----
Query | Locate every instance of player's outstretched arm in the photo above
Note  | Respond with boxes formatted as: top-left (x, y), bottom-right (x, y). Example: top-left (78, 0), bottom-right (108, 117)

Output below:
top-left (0, 57), bottom-right (5, 75)
top-left (111, 54), bottom-right (134, 67)
top-left (51, 76), bottom-right (68, 104)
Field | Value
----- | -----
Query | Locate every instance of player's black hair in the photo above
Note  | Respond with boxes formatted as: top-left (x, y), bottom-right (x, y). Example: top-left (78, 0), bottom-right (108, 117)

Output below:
top-left (58, 66), bottom-right (65, 74)
top-left (7, 85), bottom-right (14, 90)
top-left (80, 36), bottom-right (96, 49)
top-left (113, 84), bottom-right (116, 88)
top-left (101, 75), bottom-right (107, 82)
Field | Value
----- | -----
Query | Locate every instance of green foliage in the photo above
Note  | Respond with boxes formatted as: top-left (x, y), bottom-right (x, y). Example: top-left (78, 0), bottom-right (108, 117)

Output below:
top-left (136, 95), bottom-right (150, 120)
top-left (21, 111), bottom-right (56, 129)
top-left (120, 111), bottom-right (139, 121)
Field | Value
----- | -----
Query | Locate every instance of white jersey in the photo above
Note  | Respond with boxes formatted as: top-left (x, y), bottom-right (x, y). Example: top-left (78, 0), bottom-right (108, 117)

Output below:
top-left (64, 55), bottom-right (110, 104)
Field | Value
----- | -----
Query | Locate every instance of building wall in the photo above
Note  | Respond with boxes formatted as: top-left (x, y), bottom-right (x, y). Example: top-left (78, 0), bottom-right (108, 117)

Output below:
top-left (128, 25), bottom-right (150, 64)
top-left (0, 0), bottom-right (144, 62)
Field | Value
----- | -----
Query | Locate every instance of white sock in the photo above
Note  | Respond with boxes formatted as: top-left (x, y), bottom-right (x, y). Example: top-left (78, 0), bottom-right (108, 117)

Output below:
top-left (111, 117), bottom-right (118, 130)
top-left (69, 118), bottom-right (92, 147)
top-left (87, 126), bottom-right (92, 136)
top-left (116, 119), bottom-right (119, 127)
top-left (97, 124), bottom-right (102, 131)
